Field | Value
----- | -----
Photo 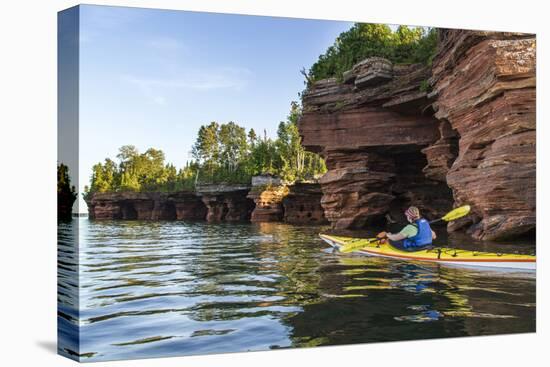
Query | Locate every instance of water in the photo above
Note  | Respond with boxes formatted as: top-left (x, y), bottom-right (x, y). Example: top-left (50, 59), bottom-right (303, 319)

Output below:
top-left (58, 219), bottom-right (535, 362)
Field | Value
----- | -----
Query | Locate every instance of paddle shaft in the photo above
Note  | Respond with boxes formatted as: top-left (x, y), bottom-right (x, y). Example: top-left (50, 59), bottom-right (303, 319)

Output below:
top-left (340, 205), bottom-right (471, 253)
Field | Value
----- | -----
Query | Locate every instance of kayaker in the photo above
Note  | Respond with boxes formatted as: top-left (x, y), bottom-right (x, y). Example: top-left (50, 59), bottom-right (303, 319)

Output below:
top-left (377, 206), bottom-right (436, 251)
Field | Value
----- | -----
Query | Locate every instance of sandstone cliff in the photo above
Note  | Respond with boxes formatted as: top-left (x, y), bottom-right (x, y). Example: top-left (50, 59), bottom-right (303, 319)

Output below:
top-left (429, 30), bottom-right (536, 240)
top-left (299, 30), bottom-right (535, 240)
top-left (196, 184), bottom-right (255, 222)
top-left (300, 59), bottom-right (452, 230)
top-left (86, 191), bottom-right (207, 220)
top-left (283, 182), bottom-right (328, 224)
top-left (248, 184), bottom-right (289, 222)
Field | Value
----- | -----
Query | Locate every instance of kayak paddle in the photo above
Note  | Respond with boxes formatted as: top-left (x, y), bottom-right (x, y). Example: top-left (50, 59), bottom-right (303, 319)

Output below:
top-left (338, 205), bottom-right (471, 253)
top-left (429, 205), bottom-right (471, 224)
top-left (340, 237), bottom-right (379, 253)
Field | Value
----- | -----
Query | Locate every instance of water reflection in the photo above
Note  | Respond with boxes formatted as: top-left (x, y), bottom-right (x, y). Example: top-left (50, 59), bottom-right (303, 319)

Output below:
top-left (58, 219), bottom-right (535, 361)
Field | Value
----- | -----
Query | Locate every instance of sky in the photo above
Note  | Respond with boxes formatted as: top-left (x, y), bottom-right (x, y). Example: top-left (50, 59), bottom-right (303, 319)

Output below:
top-left (58, 5), bottom-right (360, 211)
top-left (76, 5), bottom-right (354, 198)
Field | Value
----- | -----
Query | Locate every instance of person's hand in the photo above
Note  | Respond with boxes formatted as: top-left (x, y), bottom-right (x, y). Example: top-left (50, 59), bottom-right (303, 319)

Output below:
top-left (376, 231), bottom-right (387, 239)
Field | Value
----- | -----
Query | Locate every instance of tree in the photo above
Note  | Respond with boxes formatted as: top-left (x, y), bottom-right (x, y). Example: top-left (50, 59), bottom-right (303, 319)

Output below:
top-left (119, 170), bottom-right (140, 191)
top-left (218, 121), bottom-right (248, 173)
top-left (139, 148), bottom-right (167, 190)
top-left (87, 107), bottom-right (327, 192)
top-left (90, 163), bottom-right (110, 193)
top-left (192, 122), bottom-right (220, 176)
top-left (248, 128), bottom-right (258, 148)
top-left (307, 24), bottom-right (438, 83)
top-left (58, 163), bottom-right (77, 219)
top-left (276, 101), bottom-right (326, 181)
top-left (117, 145), bottom-right (139, 172)
top-left (248, 134), bottom-right (279, 175)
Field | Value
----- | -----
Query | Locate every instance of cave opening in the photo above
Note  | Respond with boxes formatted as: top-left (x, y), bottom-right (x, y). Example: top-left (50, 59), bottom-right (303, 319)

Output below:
top-left (244, 198), bottom-right (256, 221)
top-left (386, 148), bottom-right (455, 229)
top-left (160, 202), bottom-right (177, 220)
top-left (120, 201), bottom-right (138, 220)
top-left (365, 215), bottom-right (387, 229)
top-left (220, 202), bottom-right (229, 221)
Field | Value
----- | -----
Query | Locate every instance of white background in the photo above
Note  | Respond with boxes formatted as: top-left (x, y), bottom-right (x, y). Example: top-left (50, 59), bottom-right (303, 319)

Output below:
top-left (0, 0), bottom-right (546, 366)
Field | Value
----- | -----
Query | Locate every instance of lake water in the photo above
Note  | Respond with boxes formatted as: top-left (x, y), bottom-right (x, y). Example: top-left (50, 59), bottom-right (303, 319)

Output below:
top-left (58, 219), bottom-right (535, 362)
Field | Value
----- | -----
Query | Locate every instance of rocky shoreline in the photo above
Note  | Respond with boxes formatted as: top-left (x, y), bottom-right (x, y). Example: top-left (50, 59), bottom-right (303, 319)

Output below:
top-left (85, 180), bottom-right (328, 225)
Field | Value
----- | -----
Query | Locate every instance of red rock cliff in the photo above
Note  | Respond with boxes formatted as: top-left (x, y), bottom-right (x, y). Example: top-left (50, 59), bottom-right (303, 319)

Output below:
top-left (86, 191), bottom-right (207, 220)
top-left (248, 184), bottom-right (289, 222)
top-left (300, 59), bottom-right (453, 230)
top-left (429, 30), bottom-right (536, 240)
top-left (196, 184), bottom-right (255, 222)
top-left (282, 182), bottom-right (328, 224)
top-left (299, 30), bottom-right (535, 241)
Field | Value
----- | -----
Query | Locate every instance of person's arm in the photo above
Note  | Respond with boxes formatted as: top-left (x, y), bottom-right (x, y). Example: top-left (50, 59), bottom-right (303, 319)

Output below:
top-left (387, 232), bottom-right (406, 241)
top-left (431, 229), bottom-right (437, 240)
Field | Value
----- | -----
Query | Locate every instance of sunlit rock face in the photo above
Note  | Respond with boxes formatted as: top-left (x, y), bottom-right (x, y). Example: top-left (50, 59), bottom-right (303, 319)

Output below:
top-left (248, 181), bottom-right (289, 222)
top-left (282, 182), bottom-right (328, 225)
top-left (300, 58), bottom-right (452, 230)
top-left (85, 191), bottom-right (207, 220)
top-left (299, 29), bottom-right (535, 240)
top-left (196, 184), bottom-right (255, 222)
top-left (430, 30), bottom-right (535, 240)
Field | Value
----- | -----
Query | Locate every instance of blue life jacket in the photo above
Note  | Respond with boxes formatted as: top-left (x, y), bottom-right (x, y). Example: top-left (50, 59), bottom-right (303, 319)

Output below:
top-left (403, 218), bottom-right (433, 249)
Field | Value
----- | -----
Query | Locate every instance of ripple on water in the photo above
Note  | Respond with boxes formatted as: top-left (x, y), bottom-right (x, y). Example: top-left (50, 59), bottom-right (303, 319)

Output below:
top-left (58, 219), bottom-right (535, 361)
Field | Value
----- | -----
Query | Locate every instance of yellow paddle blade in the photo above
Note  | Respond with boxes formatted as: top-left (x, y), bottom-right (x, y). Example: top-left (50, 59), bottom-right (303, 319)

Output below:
top-left (340, 238), bottom-right (378, 253)
top-left (441, 205), bottom-right (471, 222)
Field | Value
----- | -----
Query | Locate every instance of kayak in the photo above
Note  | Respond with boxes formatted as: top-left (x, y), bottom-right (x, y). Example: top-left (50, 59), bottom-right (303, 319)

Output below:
top-left (320, 234), bottom-right (536, 272)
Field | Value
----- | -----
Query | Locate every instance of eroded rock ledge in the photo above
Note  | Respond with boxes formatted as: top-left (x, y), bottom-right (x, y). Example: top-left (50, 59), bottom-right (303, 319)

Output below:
top-left (283, 182), bottom-right (328, 224)
top-left (299, 29), bottom-right (535, 240)
top-left (196, 184), bottom-right (255, 222)
top-left (248, 185), bottom-right (289, 222)
top-left (86, 191), bottom-right (207, 220)
top-left (86, 180), bottom-right (327, 225)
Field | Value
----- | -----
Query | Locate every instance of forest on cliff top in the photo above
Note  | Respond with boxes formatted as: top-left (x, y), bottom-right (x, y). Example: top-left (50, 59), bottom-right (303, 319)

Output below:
top-left (306, 24), bottom-right (437, 83)
top-left (84, 102), bottom-right (326, 197)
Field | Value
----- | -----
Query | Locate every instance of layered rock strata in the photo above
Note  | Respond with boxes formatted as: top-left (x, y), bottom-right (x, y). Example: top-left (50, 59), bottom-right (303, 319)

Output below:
top-left (248, 183), bottom-right (289, 222)
top-left (300, 60), bottom-right (452, 229)
top-left (86, 191), bottom-right (207, 220)
top-left (282, 182), bottom-right (328, 224)
top-left (299, 29), bottom-right (536, 240)
top-left (196, 184), bottom-right (255, 222)
top-left (429, 30), bottom-right (536, 240)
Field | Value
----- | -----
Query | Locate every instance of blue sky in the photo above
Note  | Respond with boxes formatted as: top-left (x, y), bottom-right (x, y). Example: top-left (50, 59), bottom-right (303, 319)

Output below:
top-left (78, 5), bottom-right (353, 194)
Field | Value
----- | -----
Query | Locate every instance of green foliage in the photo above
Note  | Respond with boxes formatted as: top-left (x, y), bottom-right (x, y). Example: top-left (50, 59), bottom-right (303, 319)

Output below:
top-left (307, 24), bottom-right (438, 83)
top-left (189, 102), bottom-right (326, 185)
top-left (247, 131), bottom-right (280, 177)
top-left (85, 146), bottom-right (199, 197)
top-left (419, 79), bottom-right (430, 92)
top-left (275, 102), bottom-right (326, 182)
top-left (58, 163), bottom-right (77, 218)
top-left (191, 121), bottom-right (252, 184)
top-left (87, 102), bottom-right (326, 194)
top-left (58, 163), bottom-right (76, 196)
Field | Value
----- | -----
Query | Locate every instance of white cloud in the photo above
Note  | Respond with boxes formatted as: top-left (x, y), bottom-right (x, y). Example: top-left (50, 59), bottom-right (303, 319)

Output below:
top-left (121, 67), bottom-right (252, 104)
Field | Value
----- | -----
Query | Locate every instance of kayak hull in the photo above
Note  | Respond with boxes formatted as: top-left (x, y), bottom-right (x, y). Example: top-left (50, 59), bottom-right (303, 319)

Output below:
top-left (320, 234), bottom-right (536, 272)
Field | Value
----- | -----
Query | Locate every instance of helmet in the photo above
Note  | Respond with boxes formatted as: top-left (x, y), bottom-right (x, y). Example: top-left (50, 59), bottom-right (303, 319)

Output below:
top-left (405, 206), bottom-right (420, 221)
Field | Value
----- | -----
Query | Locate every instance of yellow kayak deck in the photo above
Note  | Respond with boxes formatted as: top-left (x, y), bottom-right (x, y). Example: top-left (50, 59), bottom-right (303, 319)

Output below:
top-left (320, 234), bottom-right (536, 270)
